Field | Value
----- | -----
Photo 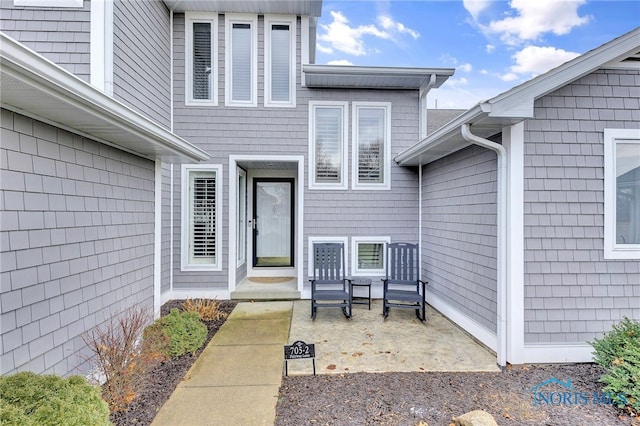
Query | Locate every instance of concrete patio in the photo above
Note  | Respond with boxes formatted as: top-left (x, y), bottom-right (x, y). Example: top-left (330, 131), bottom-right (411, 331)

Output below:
top-left (286, 300), bottom-right (499, 375)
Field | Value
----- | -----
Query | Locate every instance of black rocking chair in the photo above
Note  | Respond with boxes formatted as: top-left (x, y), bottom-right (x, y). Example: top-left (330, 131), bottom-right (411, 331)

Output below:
top-left (310, 243), bottom-right (352, 319)
top-left (382, 242), bottom-right (427, 321)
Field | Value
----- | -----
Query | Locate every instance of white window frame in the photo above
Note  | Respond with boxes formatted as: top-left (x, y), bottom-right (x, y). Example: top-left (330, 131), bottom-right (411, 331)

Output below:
top-left (225, 13), bottom-right (258, 107)
top-left (309, 101), bottom-right (349, 190)
top-left (236, 167), bottom-right (247, 266)
top-left (308, 237), bottom-right (349, 277)
top-left (14, 0), bottom-right (82, 7)
top-left (352, 102), bottom-right (392, 190)
top-left (181, 164), bottom-right (223, 271)
top-left (185, 13), bottom-right (218, 106)
top-left (351, 236), bottom-right (390, 276)
top-left (604, 128), bottom-right (640, 259)
top-left (264, 15), bottom-right (296, 108)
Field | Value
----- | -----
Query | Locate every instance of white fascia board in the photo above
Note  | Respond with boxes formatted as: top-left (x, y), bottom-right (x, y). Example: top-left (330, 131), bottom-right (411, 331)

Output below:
top-left (394, 105), bottom-right (483, 166)
top-left (1, 33), bottom-right (208, 162)
top-left (488, 27), bottom-right (640, 117)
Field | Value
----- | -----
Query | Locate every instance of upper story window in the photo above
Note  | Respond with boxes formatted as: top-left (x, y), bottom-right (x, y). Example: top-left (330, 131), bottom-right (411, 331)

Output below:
top-left (309, 101), bottom-right (349, 190)
top-left (264, 16), bottom-right (296, 107)
top-left (352, 102), bottom-right (391, 190)
top-left (185, 13), bottom-right (217, 106)
top-left (604, 128), bottom-right (640, 259)
top-left (14, 0), bottom-right (82, 6)
top-left (225, 14), bottom-right (257, 107)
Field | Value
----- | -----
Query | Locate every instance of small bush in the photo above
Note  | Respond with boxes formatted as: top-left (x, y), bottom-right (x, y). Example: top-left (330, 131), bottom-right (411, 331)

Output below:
top-left (590, 317), bottom-right (640, 415)
top-left (0, 372), bottom-right (110, 426)
top-left (83, 305), bottom-right (160, 412)
top-left (144, 308), bottom-right (207, 358)
top-left (184, 298), bottom-right (227, 321)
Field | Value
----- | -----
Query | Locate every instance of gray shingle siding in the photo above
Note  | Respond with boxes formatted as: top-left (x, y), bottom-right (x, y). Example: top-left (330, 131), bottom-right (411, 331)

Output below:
top-left (523, 68), bottom-right (640, 344)
top-left (1, 109), bottom-right (156, 376)
top-left (422, 145), bottom-right (498, 332)
top-left (168, 13), bottom-right (421, 290)
top-left (0, 0), bottom-right (90, 81)
top-left (112, 0), bottom-right (171, 128)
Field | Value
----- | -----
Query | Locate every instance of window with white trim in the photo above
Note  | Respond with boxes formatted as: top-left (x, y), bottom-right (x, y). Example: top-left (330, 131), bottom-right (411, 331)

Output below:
top-left (14, 0), bottom-right (82, 7)
top-left (264, 16), bottom-right (296, 107)
top-left (309, 101), bottom-right (348, 189)
top-left (351, 237), bottom-right (390, 276)
top-left (181, 165), bottom-right (222, 271)
top-left (604, 129), bottom-right (640, 259)
top-left (225, 14), bottom-right (257, 107)
top-left (185, 13), bottom-right (217, 105)
top-left (352, 102), bottom-right (391, 190)
top-left (308, 237), bottom-right (348, 277)
top-left (237, 168), bottom-right (247, 266)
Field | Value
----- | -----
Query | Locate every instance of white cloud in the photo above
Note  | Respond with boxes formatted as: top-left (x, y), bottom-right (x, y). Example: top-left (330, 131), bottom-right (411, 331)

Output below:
top-left (486, 44), bottom-right (495, 54)
top-left (328, 59), bottom-right (354, 66)
top-left (317, 10), bottom-right (419, 57)
top-left (510, 45), bottom-right (580, 76)
top-left (377, 14), bottom-right (420, 39)
top-left (447, 77), bottom-right (469, 87)
top-left (500, 72), bottom-right (519, 82)
top-left (485, 0), bottom-right (591, 45)
top-left (463, 0), bottom-right (492, 21)
top-left (458, 63), bottom-right (473, 73)
top-left (318, 11), bottom-right (388, 56)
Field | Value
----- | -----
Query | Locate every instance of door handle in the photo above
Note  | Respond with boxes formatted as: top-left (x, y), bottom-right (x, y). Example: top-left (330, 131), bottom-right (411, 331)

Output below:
top-left (252, 218), bottom-right (257, 230)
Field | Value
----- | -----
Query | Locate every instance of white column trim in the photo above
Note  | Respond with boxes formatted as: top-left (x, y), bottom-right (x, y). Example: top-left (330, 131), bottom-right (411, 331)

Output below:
top-left (90, 0), bottom-right (113, 95)
top-left (503, 122), bottom-right (526, 364)
top-left (153, 159), bottom-right (162, 319)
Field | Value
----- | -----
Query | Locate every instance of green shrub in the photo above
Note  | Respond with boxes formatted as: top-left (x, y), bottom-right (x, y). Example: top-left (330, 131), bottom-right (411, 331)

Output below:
top-left (0, 372), bottom-right (110, 426)
top-left (144, 308), bottom-right (207, 358)
top-left (590, 317), bottom-right (640, 415)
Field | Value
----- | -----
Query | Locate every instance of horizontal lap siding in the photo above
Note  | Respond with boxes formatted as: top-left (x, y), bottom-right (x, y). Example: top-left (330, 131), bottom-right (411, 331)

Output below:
top-left (0, 109), bottom-right (155, 376)
top-left (113, 1), bottom-right (171, 128)
top-left (523, 69), bottom-right (640, 344)
top-left (170, 14), bottom-right (420, 290)
top-left (0, 0), bottom-right (90, 81)
top-left (422, 145), bottom-right (498, 332)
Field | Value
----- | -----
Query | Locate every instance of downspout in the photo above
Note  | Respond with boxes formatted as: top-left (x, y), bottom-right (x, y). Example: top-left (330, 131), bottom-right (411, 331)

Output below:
top-left (461, 124), bottom-right (507, 368)
top-left (419, 74), bottom-right (437, 139)
top-left (418, 74), bottom-right (437, 274)
top-left (418, 164), bottom-right (423, 280)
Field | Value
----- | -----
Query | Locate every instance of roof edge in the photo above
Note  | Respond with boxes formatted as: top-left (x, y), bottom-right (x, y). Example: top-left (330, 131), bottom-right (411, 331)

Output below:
top-left (0, 32), bottom-right (209, 162)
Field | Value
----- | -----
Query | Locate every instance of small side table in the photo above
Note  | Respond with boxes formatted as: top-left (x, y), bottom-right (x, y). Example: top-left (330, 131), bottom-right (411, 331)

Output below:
top-left (351, 278), bottom-right (372, 310)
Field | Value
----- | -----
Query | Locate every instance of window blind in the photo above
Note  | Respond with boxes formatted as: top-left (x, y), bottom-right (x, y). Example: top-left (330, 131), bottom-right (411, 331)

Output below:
top-left (232, 23), bottom-right (252, 101)
top-left (358, 243), bottom-right (384, 269)
top-left (190, 173), bottom-right (216, 262)
top-left (271, 24), bottom-right (291, 102)
top-left (358, 108), bottom-right (385, 183)
top-left (315, 107), bottom-right (342, 183)
top-left (192, 22), bottom-right (211, 100)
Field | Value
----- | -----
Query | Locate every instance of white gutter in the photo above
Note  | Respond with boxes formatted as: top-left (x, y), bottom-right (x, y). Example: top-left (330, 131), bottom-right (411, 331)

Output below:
top-left (419, 74), bottom-right (437, 139)
top-left (461, 124), bottom-right (507, 368)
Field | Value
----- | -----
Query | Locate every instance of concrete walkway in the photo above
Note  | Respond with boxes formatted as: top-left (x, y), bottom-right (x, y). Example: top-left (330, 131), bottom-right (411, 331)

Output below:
top-left (152, 300), bottom-right (499, 425)
top-left (151, 301), bottom-right (293, 426)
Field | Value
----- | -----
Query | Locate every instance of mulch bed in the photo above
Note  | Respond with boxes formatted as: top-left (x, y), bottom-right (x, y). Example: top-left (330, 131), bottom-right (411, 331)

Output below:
top-left (109, 300), bottom-right (237, 426)
top-left (276, 364), bottom-right (638, 425)
top-left (109, 300), bottom-right (637, 426)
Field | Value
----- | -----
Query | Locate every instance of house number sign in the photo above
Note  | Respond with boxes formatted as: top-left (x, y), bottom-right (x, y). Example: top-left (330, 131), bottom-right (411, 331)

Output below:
top-left (283, 340), bottom-right (316, 376)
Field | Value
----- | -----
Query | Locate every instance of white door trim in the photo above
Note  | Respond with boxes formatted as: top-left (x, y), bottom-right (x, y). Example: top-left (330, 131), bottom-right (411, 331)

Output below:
top-left (228, 155), bottom-right (304, 293)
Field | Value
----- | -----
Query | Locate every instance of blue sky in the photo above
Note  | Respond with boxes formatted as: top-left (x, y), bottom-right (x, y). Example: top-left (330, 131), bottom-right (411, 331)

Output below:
top-left (315, 0), bottom-right (640, 109)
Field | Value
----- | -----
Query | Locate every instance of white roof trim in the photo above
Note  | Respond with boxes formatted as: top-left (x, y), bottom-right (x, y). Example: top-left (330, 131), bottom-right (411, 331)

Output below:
top-left (396, 27), bottom-right (640, 166)
top-left (303, 64), bottom-right (454, 89)
top-left (0, 33), bottom-right (209, 163)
